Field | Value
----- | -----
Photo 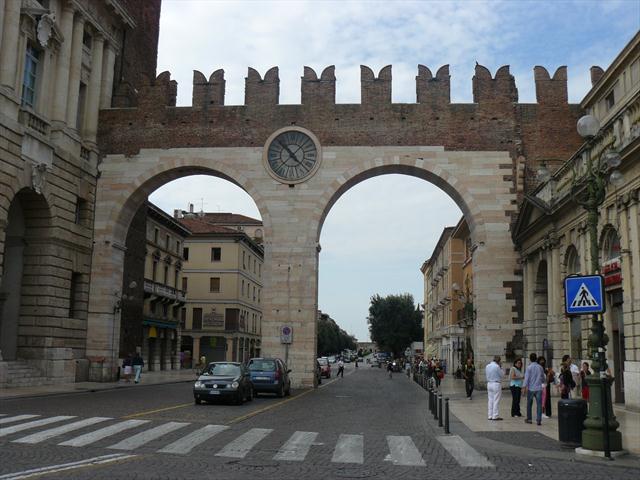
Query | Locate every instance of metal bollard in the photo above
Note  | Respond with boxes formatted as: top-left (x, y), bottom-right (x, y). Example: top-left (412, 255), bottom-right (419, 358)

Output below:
top-left (428, 388), bottom-right (433, 413)
top-left (444, 398), bottom-right (450, 434)
top-left (438, 395), bottom-right (443, 427)
top-left (434, 393), bottom-right (439, 420)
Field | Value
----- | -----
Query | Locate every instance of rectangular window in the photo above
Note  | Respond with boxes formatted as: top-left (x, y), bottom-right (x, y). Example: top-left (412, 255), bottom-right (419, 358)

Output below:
top-left (164, 266), bottom-right (168, 285)
top-left (174, 269), bottom-right (178, 288)
top-left (253, 286), bottom-right (256, 302)
top-left (176, 241), bottom-right (180, 254)
top-left (166, 234), bottom-right (170, 251)
top-left (154, 228), bottom-right (159, 244)
top-left (180, 308), bottom-right (186, 329)
top-left (152, 261), bottom-right (158, 281)
top-left (192, 308), bottom-right (203, 330)
top-left (259, 264), bottom-right (261, 277)
top-left (74, 197), bottom-right (83, 225)
top-left (210, 277), bottom-right (220, 293)
top-left (242, 251), bottom-right (246, 268)
top-left (69, 272), bottom-right (81, 318)
top-left (182, 276), bottom-right (188, 292)
top-left (211, 247), bottom-right (221, 261)
top-left (21, 44), bottom-right (40, 108)
top-left (183, 247), bottom-right (189, 261)
top-left (605, 91), bottom-right (615, 110)
top-left (162, 303), bottom-right (168, 317)
top-left (76, 82), bottom-right (87, 131)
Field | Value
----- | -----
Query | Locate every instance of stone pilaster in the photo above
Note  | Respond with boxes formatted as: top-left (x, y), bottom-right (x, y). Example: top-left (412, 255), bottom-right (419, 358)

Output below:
top-left (84, 33), bottom-right (104, 142)
top-left (65, 13), bottom-right (85, 129)
top-left (99, 43), bottom-right (117, 109)
top-left (0, 0), bottom-right (21, 89)
top-left (51, 3), bottom-right (74, 124)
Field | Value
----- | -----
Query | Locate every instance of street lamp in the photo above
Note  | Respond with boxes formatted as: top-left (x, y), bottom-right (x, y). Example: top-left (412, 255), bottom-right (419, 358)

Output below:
top-left (572, 114), bottom-right (623, 454)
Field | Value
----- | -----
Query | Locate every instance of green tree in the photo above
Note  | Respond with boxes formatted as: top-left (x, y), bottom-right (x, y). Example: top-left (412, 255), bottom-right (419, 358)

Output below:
top-left (367, 293), bottom-right (422, 357)
top-left (317, 314), bottom-right (357, 356)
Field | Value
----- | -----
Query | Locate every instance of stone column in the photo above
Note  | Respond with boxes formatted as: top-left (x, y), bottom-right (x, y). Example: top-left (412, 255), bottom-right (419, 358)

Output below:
top-left (0, 0), bottom-right (21, 89)
top-left (627, 200), bottom-right (640, 305)
top-left (84, 33), bottom-right (103, 142)
top-left (0, 0), bottom-right (6, 63)
top-left (65, 13), bottom-right (85, 129)
top-left (51, 4), bottom-right (75, 124)
top-left (99, 43), bottom-right (116, 109)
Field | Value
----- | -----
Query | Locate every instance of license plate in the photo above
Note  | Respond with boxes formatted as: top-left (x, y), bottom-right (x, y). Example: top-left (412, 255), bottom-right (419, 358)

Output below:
top-left (209, 390), bottom-right (220, 395)
top-left (254, 376), bottom-right (269, 380)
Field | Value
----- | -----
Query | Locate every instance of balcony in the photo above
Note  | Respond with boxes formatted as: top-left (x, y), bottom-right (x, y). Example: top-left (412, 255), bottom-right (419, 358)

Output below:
top-left (19, 108), bottom-right (50, 137)
top-left (144, 279), bottom-right (186, 303)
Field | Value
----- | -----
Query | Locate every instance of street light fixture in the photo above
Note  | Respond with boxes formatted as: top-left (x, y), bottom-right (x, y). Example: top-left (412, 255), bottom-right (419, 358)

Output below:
top-left (572, 114), bottom-right (623, 454)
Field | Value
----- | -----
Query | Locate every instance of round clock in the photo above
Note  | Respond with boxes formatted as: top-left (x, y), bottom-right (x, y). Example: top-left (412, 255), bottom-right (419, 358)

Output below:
top-left (263, 127), bottom-right (321, 183)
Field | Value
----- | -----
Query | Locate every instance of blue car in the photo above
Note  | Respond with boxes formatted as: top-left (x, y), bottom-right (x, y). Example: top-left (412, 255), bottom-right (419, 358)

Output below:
top-left (247, 357), bottom-right (291, 397)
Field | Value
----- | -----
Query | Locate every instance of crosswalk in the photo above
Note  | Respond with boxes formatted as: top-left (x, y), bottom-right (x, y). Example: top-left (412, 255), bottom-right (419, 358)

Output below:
top-left (0, 413), bottom-right (494, 468)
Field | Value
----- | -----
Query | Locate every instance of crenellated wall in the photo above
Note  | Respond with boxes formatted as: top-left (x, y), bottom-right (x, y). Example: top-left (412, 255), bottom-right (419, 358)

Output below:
top-left (98, 63), bottom-right (584, 198)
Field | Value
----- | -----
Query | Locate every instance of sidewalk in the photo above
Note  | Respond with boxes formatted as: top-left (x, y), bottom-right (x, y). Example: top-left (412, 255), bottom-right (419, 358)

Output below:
top-left (436, 376), bottom-right (640, 455)
top-left (0, 369), bottom-right (197, 400)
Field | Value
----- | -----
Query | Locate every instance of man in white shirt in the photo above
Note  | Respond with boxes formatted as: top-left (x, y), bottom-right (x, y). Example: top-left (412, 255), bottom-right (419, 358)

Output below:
top-left (485, 356), bottom-right (504, 420)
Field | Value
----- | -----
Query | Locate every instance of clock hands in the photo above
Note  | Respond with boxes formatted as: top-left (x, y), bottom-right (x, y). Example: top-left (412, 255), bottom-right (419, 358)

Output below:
top-left (277, 140), bottom-right (302, 164)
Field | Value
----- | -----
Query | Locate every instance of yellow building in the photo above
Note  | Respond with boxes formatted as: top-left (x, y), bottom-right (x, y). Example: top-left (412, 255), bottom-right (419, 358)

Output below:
top-left (178, 211), bottom-right (263, 365)
top-left (422, 217), bottom-right (474, 372)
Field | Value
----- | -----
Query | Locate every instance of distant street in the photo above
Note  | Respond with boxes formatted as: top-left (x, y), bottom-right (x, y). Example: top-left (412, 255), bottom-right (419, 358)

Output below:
top-left (1, 362), bottom-right (638, 480)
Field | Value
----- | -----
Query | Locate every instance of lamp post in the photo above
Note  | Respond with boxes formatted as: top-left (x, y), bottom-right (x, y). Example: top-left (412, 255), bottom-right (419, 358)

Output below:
top-left (565, 114), bottom-right (623, 453)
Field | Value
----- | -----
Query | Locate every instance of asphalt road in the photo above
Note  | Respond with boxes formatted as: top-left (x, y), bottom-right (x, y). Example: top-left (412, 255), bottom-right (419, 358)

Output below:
top-left (1, 363), bottom-right (638, 479)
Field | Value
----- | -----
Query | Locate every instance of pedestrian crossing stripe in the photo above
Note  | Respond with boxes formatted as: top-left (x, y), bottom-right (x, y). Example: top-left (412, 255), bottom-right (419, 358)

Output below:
top-left (0, 413), bottom-right (492, 468)
top-left (570, 283), bottom-right (599, 308)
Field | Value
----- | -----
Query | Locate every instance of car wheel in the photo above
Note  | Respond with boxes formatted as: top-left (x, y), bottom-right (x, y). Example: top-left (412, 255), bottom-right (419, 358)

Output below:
top-left (194, 397), bottom-right (201, 405)
top-left (277, 383), bottom-right (285, 398)
top-left (285, 382), bottom-right (291, 396)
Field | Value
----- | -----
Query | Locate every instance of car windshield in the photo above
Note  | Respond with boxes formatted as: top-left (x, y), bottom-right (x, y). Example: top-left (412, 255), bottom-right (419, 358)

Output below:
top-left (203, 363), bottom-right (241, 376)
top-left (248, 360), bottom-right (276, 372)
top-left (318, 358), bottom-right (328, 365)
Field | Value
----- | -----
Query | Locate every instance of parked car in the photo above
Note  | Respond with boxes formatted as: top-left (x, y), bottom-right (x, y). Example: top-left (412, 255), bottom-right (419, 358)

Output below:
top-left (327, 355), bottom-right (336, 364)
top-left (247, 357), bottom-right (291, 397)
top-left (317, 357), bottom-right (331, 378)
top-left (193, 362), bottom-right (253, 405)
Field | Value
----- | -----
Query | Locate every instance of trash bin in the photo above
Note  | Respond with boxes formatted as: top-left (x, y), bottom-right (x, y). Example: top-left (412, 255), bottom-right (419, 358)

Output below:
top-left (558, 398), bottom-right (587, 446)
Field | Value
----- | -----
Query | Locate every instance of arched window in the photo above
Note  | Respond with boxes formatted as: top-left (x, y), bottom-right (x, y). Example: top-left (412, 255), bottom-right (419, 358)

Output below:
top-left (565, 245), bottom-right (581, 275)
top-left (602, 227), bottom-right (621, 261)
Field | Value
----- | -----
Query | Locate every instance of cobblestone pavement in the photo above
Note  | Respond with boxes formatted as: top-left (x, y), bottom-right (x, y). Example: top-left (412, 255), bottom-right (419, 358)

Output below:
top-left (0, 364), bottom-right (638, 479)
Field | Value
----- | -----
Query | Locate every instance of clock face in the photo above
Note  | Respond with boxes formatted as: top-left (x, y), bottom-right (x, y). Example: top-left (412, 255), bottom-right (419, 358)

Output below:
top-left (266, 130), bottom-right (318, 182)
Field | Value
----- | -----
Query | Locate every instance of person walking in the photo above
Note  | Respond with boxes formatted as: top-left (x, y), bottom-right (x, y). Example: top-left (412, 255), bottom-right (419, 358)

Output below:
top-left (485, 356), bottom-right (504, 421)
top-left (337, 359), bottom-right (345, 378)
top-left (538, 356), bottom-right (554, 418)
top-left (463, 358), bottom-right (476, 400)
top-left (122, 355), bottom-right (133, 383)
top-left (523, 353), bottom-right (546, 425)
top-left (580, 362), bottom-right (591, 401)
top-left (132, 352), bottom-right (144, 384)
top-left (405, 360), bottom-right (411, 378)
top-left (509, 358), bottom-right (524, 417)
top-left (559, 354), bottom-right (577, 399)
top-left (434, 361), bottom-right (443, 388)
top-left (387, 360), bottom-right (393, 379)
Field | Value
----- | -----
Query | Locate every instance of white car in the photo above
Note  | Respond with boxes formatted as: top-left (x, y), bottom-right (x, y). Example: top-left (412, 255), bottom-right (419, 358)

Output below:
top-left (328, 356), bottom-right (336, 363)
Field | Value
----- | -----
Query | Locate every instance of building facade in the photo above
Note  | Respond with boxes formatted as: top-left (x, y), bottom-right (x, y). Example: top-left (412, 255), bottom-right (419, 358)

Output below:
top-left (422, 218), bottom-right (476, 373)
top-left (177, 211), bottom-right (263, 366)
top-left (120, 202), bottom-right (188, 372)
top-left (0, 0), bottom-right (160, 386)
top-left (513, 32), bottom-right (640, 411)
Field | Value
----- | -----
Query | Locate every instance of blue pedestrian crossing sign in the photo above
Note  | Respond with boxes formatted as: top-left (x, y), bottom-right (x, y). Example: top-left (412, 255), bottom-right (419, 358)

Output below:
top-left (564, 274), bottom-right (605, 315)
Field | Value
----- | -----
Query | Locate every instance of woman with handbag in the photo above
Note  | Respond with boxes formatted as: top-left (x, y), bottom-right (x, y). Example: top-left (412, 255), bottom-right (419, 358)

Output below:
top-left (509, 358), bottom-right (524, 417)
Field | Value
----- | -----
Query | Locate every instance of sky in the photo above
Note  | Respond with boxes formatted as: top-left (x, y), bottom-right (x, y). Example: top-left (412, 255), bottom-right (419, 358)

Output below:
top-left (150, 0), bottom-right (639, 342)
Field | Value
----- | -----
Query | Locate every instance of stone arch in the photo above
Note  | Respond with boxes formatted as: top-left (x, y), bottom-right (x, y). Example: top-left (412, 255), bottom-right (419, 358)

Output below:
top-left (0, 187), bottom-right (52, 361)
top-left (564, 244), bottom-right (581, 275)
top-left (86, 152), bottom-right (268, 379)
top-left (600, 224), bottom-right (621, 262)
top-left (307, 149), bottom-right (517, 378)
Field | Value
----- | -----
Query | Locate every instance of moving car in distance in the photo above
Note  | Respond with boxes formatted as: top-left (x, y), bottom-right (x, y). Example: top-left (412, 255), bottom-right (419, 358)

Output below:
top-left (193, 362), bottom-right (253, 405)
top-left (247, 357), bottom-right (292, 397)
top-left (317, 357), bottom-right (331, 378)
